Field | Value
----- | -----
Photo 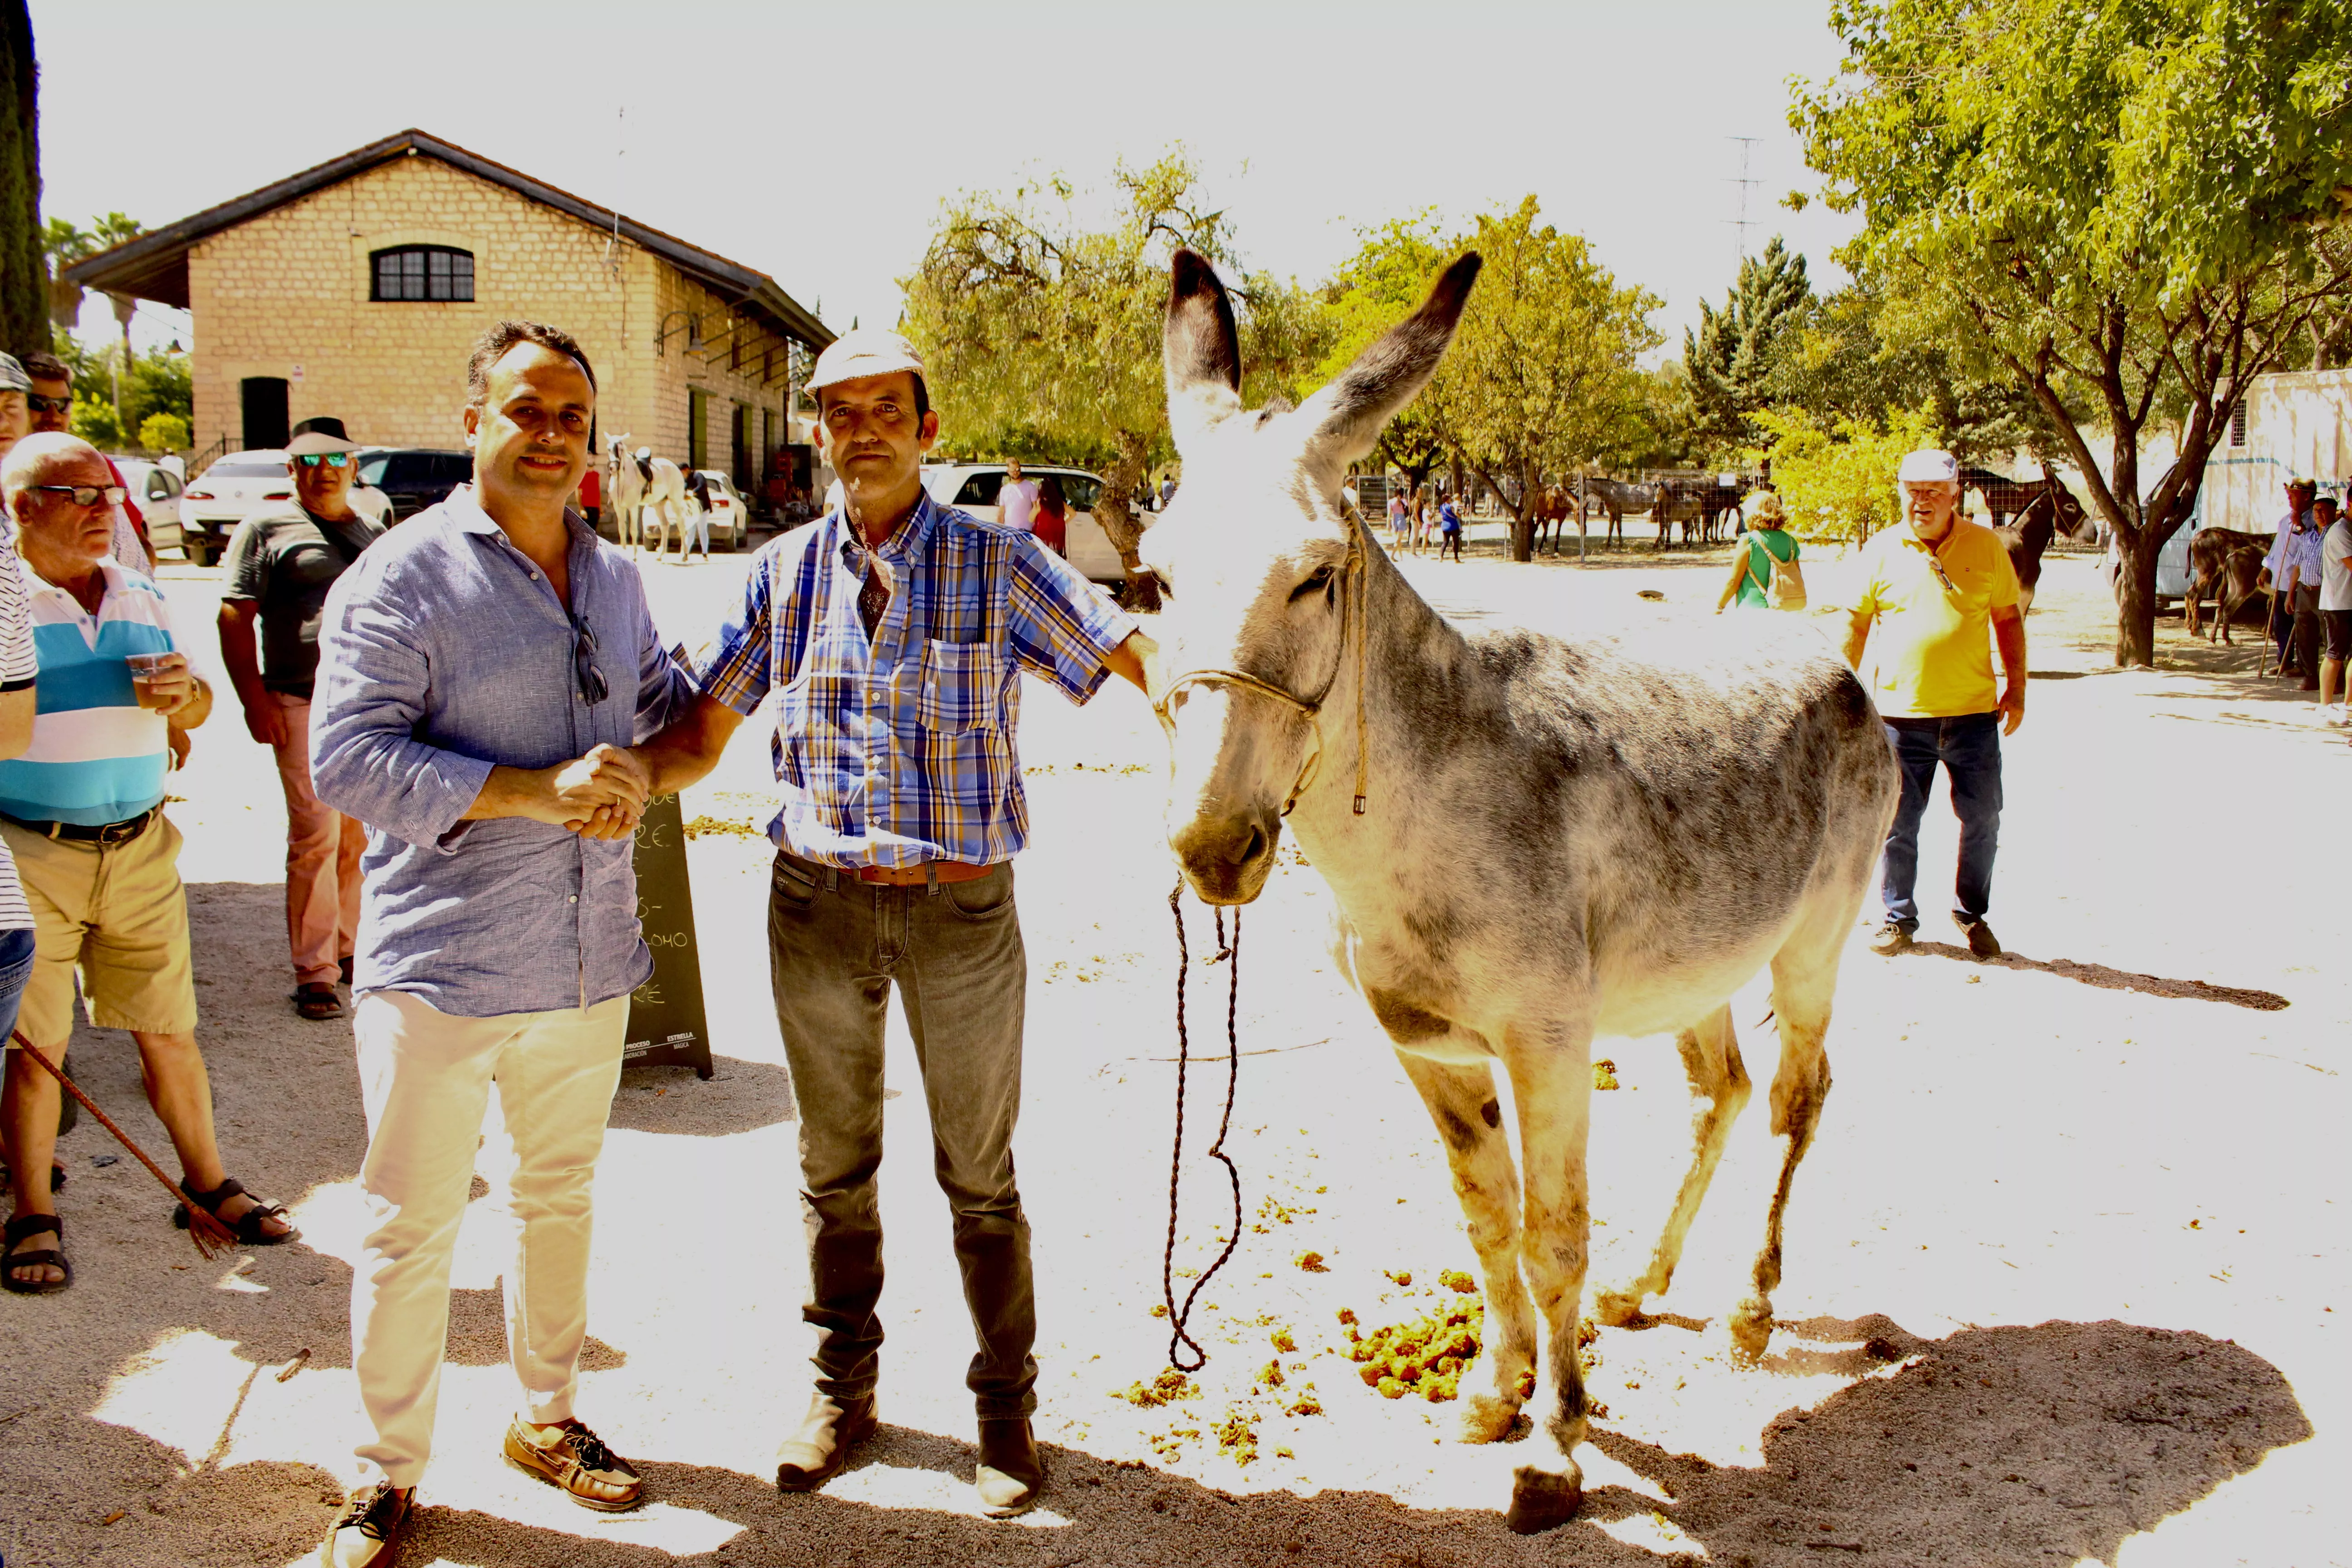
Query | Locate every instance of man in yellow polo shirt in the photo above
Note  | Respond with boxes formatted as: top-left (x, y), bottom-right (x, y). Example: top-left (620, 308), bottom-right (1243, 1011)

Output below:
top-left (1844, 448), bottom-right (2026, 959)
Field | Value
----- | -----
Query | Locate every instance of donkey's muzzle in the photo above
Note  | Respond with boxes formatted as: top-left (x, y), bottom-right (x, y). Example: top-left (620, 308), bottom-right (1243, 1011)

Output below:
top-left (1170, 811), bottom-right (1279, 906)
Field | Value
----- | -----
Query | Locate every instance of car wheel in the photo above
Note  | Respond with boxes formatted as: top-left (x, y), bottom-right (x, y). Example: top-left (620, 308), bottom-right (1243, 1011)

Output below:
top-left (184, 539), bottom-right (215, 568)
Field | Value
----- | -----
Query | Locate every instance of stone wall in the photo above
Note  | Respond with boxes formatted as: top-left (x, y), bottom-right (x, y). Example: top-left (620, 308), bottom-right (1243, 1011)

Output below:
top-left (187, 154), bottom-right (793, 487)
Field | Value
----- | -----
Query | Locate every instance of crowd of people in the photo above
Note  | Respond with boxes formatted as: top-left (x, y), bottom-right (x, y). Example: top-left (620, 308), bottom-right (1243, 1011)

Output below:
top-left (2259, 477), bottom-right (2351, 735)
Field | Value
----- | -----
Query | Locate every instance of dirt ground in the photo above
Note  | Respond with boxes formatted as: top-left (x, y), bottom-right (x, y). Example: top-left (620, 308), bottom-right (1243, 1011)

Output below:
top-left (0, 523), bottom-right (2342, 1568)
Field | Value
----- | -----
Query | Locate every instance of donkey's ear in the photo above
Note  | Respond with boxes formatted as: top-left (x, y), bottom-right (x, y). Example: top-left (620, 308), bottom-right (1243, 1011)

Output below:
top-left (1295, 251), bottom-right (1481, 466)
top-left (1165, 249), bottom-right (1243, 449)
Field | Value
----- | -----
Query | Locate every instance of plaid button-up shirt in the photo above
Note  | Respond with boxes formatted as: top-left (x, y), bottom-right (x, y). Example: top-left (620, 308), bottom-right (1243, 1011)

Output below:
top-left (692, 493), bottom-right (1137, 868)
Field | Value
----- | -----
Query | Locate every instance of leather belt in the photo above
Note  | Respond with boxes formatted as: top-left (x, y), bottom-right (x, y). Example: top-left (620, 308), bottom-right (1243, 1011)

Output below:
top-left (0, 804), bottom-right (161, 845)
top-left (849, 859), bottom-right (997, 887)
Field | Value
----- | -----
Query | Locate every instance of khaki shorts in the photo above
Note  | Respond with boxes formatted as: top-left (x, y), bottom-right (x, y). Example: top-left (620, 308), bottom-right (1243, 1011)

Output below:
top-left (0, 813), bottom-right (198, 1052)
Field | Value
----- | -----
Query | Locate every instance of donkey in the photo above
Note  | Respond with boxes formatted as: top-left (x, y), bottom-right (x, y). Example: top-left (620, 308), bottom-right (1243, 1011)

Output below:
top-left (1145, 250), bottom-right (1900, 1534)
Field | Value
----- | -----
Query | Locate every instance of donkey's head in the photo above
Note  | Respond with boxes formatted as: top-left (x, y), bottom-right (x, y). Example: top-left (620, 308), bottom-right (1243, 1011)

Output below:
top-left (1148, 248), bottom-right (1479, 904)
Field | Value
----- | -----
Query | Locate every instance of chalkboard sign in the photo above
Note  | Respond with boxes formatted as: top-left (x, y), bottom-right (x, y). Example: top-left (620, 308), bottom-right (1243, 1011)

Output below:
top-left (623, 792), bottom-right (714, 1078)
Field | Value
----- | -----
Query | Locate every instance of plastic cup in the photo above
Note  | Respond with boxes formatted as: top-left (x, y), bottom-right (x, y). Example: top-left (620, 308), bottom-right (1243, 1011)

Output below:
top-left (125, 651), bottom-right (174, 710)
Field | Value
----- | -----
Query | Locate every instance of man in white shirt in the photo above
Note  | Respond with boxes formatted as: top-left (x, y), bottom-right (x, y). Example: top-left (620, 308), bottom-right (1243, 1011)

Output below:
top-left (996, 459), bottom-right (1039, 534)
top-left (2263, 479), bottom-right (2317, 677)
top-left (2266, 494), bottom-right (2324, 691)
top-left (2315, 495), bottom-right (2349, 723)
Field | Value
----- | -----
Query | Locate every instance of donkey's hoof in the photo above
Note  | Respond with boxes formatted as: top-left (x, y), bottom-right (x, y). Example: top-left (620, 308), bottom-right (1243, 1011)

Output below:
top-left (1727, 1296), bottom-right (1774, 1363)
top-left (1459, 1392), bottom-right (1522, 1444)
top-left (1593, 1286), bottom-right (1644, 1328)
top-left (1505, 1465), bottom-right (1583, 1534)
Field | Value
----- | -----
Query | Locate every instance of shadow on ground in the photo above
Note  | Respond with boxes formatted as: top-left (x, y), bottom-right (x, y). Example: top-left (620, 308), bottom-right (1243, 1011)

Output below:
top-left (40, 1315), bottom-right (2307, 1568)
top-left (611, 1057), bottom-right (795, 1137)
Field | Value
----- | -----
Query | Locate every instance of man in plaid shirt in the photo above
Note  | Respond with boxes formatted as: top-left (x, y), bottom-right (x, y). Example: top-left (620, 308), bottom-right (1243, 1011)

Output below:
top-left (634, 329), bottom-right (1146, 1517)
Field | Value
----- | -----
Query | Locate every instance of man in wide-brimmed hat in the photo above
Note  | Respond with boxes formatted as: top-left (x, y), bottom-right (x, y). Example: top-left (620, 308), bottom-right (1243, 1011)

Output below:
top-left (217, 416), bottom-right (385, 1019)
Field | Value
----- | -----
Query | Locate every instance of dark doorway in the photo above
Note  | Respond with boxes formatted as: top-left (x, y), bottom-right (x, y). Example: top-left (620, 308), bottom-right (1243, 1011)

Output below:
top-left (731, 402), bottom-right (749, 487)
top-left (241, 377), bottom-right (289, 450)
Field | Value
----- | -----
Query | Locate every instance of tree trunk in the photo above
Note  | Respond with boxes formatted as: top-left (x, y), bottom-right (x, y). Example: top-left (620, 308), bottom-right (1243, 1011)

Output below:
top-left (0, 0), bottom-right (46, 363)
top-left (2112, 524), bottom-right (2161, 668)
top-left (1097, 429), bottom-right (1159, 613)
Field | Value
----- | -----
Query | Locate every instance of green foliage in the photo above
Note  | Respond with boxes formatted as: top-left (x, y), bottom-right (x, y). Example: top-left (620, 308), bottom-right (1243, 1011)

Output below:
top-left (1317, 198), bottom-right (1662, 556)
top-left (50, 336), bottom-right (189, 439)
top-left (1795, 0), bottom-right (2352, 663)
top-left (137, 411), bottom-right (188, 452)
top-left (38, 213), bottom-right (138, 331)
top-left (1, 0), bottom-right (44, 361)
top-left (1754, 403), bottom-right (1938, 544)
top-left (902, 150), bottom-right (1329, 583)
top-left (1685, 237), bottom-right (1811, 453)
top-left (69, 397), bottom-right (122, 448)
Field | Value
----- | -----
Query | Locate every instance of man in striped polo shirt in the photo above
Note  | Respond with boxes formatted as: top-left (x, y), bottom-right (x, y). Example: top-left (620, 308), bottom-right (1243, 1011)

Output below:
top-left (0, 434), bottom-right (294, 1294)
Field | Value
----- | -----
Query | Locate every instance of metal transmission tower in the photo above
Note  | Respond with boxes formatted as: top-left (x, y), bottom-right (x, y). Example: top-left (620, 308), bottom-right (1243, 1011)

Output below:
top-left (1725, 135), bottom-right (1760, 271)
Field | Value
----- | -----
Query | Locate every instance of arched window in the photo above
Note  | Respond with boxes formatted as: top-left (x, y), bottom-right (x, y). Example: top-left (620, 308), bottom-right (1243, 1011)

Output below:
top-left (371, 245), bottom-right (475, 303)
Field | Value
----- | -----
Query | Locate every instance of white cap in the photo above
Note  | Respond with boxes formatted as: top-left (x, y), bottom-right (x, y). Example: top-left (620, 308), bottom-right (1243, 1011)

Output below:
top-left (1897, 449), bottom-right (1959, 485)
top-left (806, 328), bottom-right (926, 397)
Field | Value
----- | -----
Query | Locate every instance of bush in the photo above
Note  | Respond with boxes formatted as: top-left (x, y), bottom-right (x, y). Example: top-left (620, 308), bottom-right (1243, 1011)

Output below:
top-left (69, 399), bottom-right (125, 450)
top-left (137, 412), bottom-right (189, 452)
top-left (1754, 404), bottom-right (1937, 544)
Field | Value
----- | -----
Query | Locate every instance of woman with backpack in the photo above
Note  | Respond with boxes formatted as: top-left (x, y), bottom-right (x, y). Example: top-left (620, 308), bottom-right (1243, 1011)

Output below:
top-left (1715, 490), bottom-right (1805, 612)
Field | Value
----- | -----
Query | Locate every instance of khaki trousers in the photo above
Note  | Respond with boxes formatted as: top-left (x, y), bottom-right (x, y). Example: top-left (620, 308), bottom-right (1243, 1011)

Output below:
top-left (348, 989), bottom-right (627, 1489)
top-left (270, 692), bottom-right (365, 987)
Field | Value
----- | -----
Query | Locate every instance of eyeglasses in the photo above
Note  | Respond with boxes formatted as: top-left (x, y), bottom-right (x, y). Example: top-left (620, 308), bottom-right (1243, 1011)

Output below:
top-left (294, 453), bottom-right (351, 470)
top-left (26, 484), bottom-right (127, 508)
top-left (1926, 552), bottom-right (1960, 596)
top-left (569, 612), bottom-right (609, 707)
top-left (26, 394), bottom-right (70, 416)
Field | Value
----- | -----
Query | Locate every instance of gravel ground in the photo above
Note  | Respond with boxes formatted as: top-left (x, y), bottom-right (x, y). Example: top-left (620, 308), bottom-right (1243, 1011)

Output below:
top-left (0, 532), bottom-right (2341, 1568)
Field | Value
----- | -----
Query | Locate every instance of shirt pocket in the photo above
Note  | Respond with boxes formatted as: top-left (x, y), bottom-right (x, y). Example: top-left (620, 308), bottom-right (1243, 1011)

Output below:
top-left (916, 639), bottom-right (1004, 735)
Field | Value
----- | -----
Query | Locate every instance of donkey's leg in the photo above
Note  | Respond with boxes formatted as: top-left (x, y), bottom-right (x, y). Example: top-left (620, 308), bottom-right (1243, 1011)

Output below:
top-left (1393, 1050), bottom-right (1536, 1444)
top-left (1593, 1004), bottom-right (1750, 1326)
top-left (1501, 1021), bottom-right (1596, 1534)
top-left (1727, 946), bottom-right (1838, 1363)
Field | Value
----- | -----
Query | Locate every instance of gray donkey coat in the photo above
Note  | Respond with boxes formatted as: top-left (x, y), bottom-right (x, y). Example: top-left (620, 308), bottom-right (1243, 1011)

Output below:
top-left (1145, 250), bottom-right (1900, 1533)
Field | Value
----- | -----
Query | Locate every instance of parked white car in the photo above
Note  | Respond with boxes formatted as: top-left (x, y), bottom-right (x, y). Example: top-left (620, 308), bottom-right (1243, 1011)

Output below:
top-left (178, 450), bottom-right (294, 567)
top-left (111, 458), bottom-right (184, 562)
top-left (919, 464), bottom-right (1137, 593)
top-left (692, 471), bottom-right (752, 549)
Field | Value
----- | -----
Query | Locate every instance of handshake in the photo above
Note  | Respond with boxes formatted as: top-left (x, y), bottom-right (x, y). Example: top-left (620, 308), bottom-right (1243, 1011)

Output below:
top-left (525, 743), bottom-right (654, 840)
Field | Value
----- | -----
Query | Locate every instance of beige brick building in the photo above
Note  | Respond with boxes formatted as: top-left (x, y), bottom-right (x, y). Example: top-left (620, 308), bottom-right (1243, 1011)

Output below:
top-left (64, 128), bottom-right (829, 495)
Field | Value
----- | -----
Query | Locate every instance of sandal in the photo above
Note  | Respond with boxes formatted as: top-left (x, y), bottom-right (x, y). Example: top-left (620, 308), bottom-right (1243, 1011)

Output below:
top-left (3, 1213), bottom-right (71, 1294)
top-left (292, 983), bottom-right (344, 1021)
top-left (172, 1178), bottom-right (300, 1246)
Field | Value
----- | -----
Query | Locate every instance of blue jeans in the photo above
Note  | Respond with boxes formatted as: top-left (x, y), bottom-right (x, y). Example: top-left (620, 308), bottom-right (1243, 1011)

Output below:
top-left (0, 923), bottom-right (34, 1045)
top-left (1880, 713), bottom-right (2003, 931)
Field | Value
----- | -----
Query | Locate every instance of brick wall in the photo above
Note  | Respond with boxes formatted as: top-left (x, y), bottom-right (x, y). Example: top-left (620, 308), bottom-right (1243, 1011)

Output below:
top-left (187, 154), bottom-right (793, 486)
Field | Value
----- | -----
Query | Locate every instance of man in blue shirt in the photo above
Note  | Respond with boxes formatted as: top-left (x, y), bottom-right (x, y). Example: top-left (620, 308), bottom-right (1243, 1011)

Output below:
top-left (309, 323), bottom-right (686, 1567)
top-left (631, 329), bottom-right (1147, 1518)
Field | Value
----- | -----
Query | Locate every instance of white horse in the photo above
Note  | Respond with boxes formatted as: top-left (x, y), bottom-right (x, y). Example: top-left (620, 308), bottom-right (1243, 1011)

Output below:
top-left (603, 433), bottom-right (644, 552)
top-left (1144, 250), bottom-right (1899, 1533)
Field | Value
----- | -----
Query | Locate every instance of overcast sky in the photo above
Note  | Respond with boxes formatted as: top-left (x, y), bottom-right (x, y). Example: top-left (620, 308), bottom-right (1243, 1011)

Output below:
top-left (33, 0), bottom-right (1861, 361)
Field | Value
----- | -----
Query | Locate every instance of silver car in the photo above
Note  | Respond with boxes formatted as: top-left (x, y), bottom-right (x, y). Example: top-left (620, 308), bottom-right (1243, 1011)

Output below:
top-left (919, 464), bottom-right (1137, 592)
top-left (111, 458), bottom-right (185, 561)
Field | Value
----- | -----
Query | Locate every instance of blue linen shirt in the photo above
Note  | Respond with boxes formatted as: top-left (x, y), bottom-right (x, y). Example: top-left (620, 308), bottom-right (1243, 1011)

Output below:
top-left (310, 486), bottom-right (691, 1018)
top-left (691, 494), bottom-right (1136, 867)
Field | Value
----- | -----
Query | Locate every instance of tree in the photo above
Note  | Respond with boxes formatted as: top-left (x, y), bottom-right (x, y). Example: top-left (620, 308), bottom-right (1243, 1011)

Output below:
top-left (0, 0), bottom-right (42, 362)
top-left (1685, 237), bottom-right (1812, 455)
top-left (1754, 404), bottom-right (1937, 543)
top-left (1441, 197), bottom-right (1662, 560)
top-left (1314, 215), bottom-right (1463, 498)
top-left (1797, 0), bottom-right (2352, 666)
top-left (902, 151), bottom-right (1329, 608)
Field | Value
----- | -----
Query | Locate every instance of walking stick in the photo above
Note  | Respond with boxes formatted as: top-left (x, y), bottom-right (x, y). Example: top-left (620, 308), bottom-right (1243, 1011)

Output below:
top-left (11, 1032), bottom-right (236, 1258)
top-left (2259, 584), bottom-right (2277, 678)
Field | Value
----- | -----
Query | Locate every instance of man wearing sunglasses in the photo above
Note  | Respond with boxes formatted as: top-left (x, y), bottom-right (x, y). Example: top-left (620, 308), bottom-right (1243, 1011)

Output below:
top-left (1845, 448), bottom-right (2025, 960)
top-left (216, 416), bottom-right (384, 1021)
top-left (309, 323), bottom-right (687, 1565)
top-left (18, 353), bottom-right (151, 573)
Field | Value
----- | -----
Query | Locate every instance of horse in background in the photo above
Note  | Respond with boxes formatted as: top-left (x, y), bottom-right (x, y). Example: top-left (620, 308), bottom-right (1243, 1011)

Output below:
top-left (635, 451), bottom-right (689, 559)
top-left (603, 433), bottom-right (644, 552)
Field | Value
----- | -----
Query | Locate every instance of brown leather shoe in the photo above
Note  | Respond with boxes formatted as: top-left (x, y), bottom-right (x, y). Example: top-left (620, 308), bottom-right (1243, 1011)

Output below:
top-left (774, 1392), bottom-right (876, 1493)
top-left (503, 1418), bottom-right (643, 1512)
top-left (320, 1481), bottom-right (411, 1568)
top-left (975, 1416), bottom-right (1045, 1518)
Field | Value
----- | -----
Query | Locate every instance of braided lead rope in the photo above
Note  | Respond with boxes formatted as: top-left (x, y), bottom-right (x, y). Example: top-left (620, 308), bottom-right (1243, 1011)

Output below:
top-left (1161, 883), bottom-right (1246, 1372)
